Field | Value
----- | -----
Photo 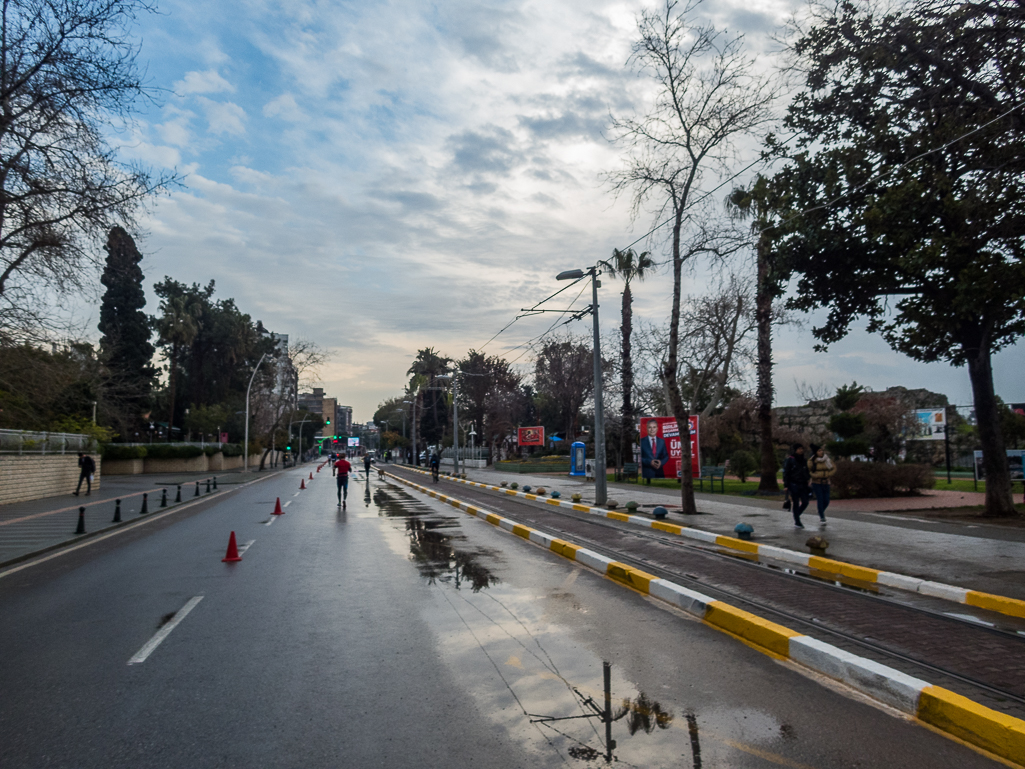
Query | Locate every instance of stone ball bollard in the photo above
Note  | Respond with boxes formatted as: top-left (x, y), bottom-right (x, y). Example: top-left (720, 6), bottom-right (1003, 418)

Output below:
top-left (551, 490), bottom-right (561, 499)
top-left (606, 499), bottom-right (619, 509)
top-left (571, 493), bottom-right (582, 503)
top-left (806, 535), bottom-right (829, 556)
top-left (625, 501), bottom-right (639, 513)
top-left (653, 506), bottom-right (668, 519)
top-left (500, 481), bottom-right (508, 487)
top-left (535, 487), bottom-right (546, 495)
top-left (734, 522), bottom-right (754, 541)
top-left (511, 482), bottom-right (519, 490)
top-left (522, 485), bottom-right (532, 493)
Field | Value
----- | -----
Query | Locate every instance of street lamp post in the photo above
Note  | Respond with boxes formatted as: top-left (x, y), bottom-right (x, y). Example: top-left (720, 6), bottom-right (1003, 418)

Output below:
top-left (435, 374), bottom-right (459, 477)
top-left (404, 398), bottom-right (417, 465)
top-left (244, 352), bottom-right (268, 474)
top-left (557, 267), bottom-right (607, 505)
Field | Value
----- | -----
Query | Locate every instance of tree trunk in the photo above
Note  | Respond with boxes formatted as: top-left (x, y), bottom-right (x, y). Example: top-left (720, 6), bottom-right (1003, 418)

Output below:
top-left (967, 343), bottom-right (1018, 517)
top-left (663, 206), bottom-right (697, 515)
top-left (166, 341), bottom-right (178, 443)
top-left (756, 239), bottom-right (779, 491)
top-left (620, 281), bottom-right (634, 472)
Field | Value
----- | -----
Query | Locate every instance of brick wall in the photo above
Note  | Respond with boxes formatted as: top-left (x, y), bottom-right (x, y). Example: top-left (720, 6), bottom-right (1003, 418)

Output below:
top-left (0, 454), bottom-right (102, 505)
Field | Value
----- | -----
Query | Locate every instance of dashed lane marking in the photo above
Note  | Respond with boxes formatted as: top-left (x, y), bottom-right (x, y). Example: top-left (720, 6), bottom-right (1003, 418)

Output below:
top-left (127, 596), bottom-right (204, 665)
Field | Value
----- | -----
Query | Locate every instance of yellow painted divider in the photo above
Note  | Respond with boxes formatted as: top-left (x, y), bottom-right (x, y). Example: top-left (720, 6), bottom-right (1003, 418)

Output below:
top-left (511, 524), bottom-right (532, 540)
top-left (808, 556), bottom-right (880, 584)
top-left (917, 686), bottom-right (1025, 766)
top-left (485, 513), bottom-right (502, 526)
top-left (714, 535), bottom-right (759, 555)
top-left (606, 562), bottom-right (654, 594)
top-left (652, 521), bottom-right (684, 535)
top-left (965, 590), bottom-right (1025, 621)
top-left (549, 539), bottom-right (580, 560)
top-left (703, 601), bottom-right (801, 658)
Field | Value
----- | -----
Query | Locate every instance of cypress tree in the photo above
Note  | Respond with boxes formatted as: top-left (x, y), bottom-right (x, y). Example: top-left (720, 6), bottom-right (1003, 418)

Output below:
top-left (98, 227), bottom-right (155, 426)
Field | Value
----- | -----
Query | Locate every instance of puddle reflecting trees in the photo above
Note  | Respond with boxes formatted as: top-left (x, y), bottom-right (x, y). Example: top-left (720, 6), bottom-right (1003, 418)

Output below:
top-left (374, 486), bottom-right (499, 592)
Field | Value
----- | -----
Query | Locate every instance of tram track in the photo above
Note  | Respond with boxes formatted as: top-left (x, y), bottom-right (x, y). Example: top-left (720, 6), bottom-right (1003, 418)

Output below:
top-left (386, 466), bottom-right (1025, 717)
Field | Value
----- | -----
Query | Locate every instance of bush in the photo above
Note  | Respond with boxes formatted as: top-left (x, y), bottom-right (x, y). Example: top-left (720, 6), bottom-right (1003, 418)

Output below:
top-left (101, 444), bottom-right (147, 460)
top-left (144, 444), bottom-right (204, 460)
top-left (831, 460), bottom-right (934, 498)
top-left (203, 446), bottom-right (220, 456)
top-left (221, 443), bottom-right (243, 457)
top-left (729, 450), bottom-right (756, 482)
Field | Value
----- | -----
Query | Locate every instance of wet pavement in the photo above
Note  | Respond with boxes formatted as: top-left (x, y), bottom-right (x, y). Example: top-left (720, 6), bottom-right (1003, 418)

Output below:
top-left (0, 465), bottom-right (1006, 767)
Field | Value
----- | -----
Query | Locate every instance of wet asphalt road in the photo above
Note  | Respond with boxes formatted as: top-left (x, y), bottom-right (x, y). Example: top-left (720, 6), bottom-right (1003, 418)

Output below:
top-left (0, 467), bottom-right (1004, 768)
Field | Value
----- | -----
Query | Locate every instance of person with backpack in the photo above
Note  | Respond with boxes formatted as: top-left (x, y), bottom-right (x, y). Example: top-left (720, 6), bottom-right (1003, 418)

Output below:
top-left (808, 444), bottom-right (836, 524)
top-left (333, 455), bottom-right (352, 508)
top-left (73, 453), bottom-right (96, 496)
top-left (782, 444), bottom-right (811, 528)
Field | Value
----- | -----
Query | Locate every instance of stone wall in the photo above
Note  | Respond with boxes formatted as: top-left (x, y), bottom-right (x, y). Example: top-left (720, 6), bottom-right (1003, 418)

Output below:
top-left (101, 452), bottom-right (270, 475)
top-left (0, 454), bottom-right (102, 505)
top-left (102, 458), bottom-right (144, 475)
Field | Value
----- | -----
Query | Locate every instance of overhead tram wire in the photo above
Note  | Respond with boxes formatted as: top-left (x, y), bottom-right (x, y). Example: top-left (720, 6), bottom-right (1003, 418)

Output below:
top-left (472, 102), bottom-right (1023, 359)
top-left (504, 281), bottom-right (591, 367)
top-left (477, 274), bottom-right (588, 354)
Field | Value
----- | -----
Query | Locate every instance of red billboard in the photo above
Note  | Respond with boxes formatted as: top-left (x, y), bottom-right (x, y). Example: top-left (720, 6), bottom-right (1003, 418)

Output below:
top-left (517, 426), bottom-right (545, 446)
top-left (639, 416), bottom-right (699, 481)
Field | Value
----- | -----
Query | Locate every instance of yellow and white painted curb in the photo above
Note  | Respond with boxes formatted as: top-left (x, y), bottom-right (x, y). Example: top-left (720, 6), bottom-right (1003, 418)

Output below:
top-left (404, 467), bottom-right (1025, 622)
top-left (388, 469), bottom-right (1025, 766)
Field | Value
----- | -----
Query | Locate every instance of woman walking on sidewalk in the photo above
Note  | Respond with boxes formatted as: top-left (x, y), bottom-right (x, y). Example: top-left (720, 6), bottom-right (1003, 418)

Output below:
top-left (782, 444), bottom-right (811, 527)
top-left (808, 444), bottom-right (836, 525)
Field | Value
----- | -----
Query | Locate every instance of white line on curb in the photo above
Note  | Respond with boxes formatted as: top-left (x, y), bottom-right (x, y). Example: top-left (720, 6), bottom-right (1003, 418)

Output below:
top-left (128, 596), bottom-right (204, 665)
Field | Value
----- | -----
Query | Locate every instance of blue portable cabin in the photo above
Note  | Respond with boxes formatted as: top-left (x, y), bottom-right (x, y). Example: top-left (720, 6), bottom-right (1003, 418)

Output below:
top-left (570, 441), bottom-right (586, 476)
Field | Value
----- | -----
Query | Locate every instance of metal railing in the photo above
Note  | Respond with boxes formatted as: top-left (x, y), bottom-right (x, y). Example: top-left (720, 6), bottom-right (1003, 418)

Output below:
top-left (0, 429), bottom-right (97, 455)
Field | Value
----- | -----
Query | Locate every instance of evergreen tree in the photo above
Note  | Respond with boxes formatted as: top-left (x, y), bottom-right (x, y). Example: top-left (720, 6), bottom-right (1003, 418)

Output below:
top-left (98, 226), bottom-right (155, 429)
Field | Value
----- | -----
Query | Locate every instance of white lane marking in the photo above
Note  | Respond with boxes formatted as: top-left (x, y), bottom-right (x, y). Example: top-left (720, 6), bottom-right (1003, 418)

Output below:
top-left (128, 596), bottom-right (204, 665)
top-left (264, 517), bottom-right (276, 526)
top-left (293, 492), bottom-right (301, 497)
top-left (238, 540), bottom-right (255, 555)
top-left (283, 501), bottom-right (291, 508)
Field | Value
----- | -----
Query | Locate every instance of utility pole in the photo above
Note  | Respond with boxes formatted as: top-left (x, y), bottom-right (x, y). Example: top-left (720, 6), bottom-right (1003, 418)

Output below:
top-left (244, 353), bottom-right (268, 474)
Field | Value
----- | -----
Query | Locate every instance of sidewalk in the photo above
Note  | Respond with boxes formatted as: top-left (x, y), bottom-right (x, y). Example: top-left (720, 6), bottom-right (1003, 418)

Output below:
top-left (415, 463), bottom-right (1025, 601)
top-left (0, 465), bottom-right (288, 567)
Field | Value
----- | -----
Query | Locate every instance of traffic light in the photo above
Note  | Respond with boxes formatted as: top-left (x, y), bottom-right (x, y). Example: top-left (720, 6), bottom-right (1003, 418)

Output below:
top-left (325, 418), bottom-right (331, 425)
top-left (286, 445), bottom-right (291, 451)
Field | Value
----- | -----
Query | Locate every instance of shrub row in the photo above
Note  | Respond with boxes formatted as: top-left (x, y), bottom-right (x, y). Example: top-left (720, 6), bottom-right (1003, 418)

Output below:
top-left (831, 460), bottom-right (935, 498)
top-left (101, 444), bottom-right (147, 460)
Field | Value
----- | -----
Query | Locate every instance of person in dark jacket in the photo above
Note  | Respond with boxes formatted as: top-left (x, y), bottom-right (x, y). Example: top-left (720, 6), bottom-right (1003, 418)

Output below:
top-left (73, 453), bottom-right (96, 496)
top-left (782, 444), bottom-right (811, 527)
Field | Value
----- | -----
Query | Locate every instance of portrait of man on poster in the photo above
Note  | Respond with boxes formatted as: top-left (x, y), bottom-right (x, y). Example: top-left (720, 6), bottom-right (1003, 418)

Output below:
top-left (641, 419), bottom-right (669, 480)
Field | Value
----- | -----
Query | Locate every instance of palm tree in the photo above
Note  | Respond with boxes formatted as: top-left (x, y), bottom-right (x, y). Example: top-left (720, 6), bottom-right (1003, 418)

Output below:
top-left (407, 347), bottom-right (452, 449)
top-left (599, 248), bottom-right (655, 470)
top-left (156, 295), bottom-right (202, 442)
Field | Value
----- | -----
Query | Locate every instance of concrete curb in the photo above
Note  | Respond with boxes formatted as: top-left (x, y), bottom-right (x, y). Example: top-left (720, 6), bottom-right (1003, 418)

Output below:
top-left (406, 468), bottom-right (1025, 622)
top-left (387, 469), bottom-right (1025, 767)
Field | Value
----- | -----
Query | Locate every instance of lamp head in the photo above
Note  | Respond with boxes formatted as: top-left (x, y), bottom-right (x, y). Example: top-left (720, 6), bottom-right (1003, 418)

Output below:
top-left (556, 269), bottom-right (585, 281)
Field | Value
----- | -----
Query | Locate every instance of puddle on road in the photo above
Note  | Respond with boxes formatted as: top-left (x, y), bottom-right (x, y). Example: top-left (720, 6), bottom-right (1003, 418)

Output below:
top-left (370, 480), bottom-right (810, 768)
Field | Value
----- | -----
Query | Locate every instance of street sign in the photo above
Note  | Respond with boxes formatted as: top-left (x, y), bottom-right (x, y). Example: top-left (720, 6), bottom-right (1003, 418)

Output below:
top-left (517, 426), bottom-right (544, 446)
top-left (911, 409), bottom-right (946, 440)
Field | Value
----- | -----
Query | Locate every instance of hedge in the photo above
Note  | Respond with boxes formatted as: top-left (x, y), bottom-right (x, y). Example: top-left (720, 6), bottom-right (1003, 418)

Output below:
top-left (101, 444), bottom-right (147, 461)
top-left (831, 460), bottom-right (935, 498)
top-left (221, 443), bottom-right (244, 457)
top-left (143, 444), bottom-right (204, 460)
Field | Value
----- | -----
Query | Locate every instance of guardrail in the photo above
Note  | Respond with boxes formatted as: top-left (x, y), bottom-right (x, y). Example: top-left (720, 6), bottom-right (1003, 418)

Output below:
top-left (0, 429), bottom-right (97, 455)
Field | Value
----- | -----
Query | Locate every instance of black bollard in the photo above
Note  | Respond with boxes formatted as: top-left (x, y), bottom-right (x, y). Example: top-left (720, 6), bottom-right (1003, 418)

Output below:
top-left (212, 476), bottom-right (218, 490)
top-left (205, 478), bottom-right (211, 494)
top-left (160, 488), bottom-right (167, 508)
top-left (140, 493), bottom-right (148, 515)
top-left (75, 507), bottom-right (86, 534)
top-left (112, 499), bottom-right (122, 523)
top-left (175, 485), bottom-right (182, 503)
top-left (194, 481), bottom-right (200, 497)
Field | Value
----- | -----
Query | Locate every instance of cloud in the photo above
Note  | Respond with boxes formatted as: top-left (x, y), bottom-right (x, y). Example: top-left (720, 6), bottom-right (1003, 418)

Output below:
top-left (174, 69), bottom-right (236, 95)
top-left (197, 98), bottom-right (247, 135)
top-left (262, 93), bottom-right (304, 121)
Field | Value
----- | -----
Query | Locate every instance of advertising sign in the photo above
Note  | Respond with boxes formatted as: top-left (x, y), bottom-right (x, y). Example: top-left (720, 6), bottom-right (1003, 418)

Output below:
top-left (517, 426), bottom-right (545, 446)
top-left (911, 409), bottom-right (947, 440)
top-left (639, 416), bottom-right (699, 480)
top-left (974, 450), bottom-right (1025, 481)
top-left (347, 437), bottom-right (360, 448)
top-left (1010, 403), bottom-right (1025, 417)
top-left (219, 432), bottom-right (229, 444)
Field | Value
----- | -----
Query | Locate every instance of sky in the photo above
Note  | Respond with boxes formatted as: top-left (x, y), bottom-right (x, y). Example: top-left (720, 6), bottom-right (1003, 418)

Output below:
top-left (88, 0), bottom-right (1023, 422)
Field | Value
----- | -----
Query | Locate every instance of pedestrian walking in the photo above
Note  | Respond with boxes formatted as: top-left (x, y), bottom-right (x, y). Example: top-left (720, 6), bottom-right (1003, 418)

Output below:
top-left (333, 455), bottom-right (352, 507)
top-left (782, 444), bottom-right (811, 528)
top-left (809, 444), bottom-right (836, 524)
top-left (363, 452), bottom-right (372, 476)
top-left (72, 452), bottom-right (96, 496)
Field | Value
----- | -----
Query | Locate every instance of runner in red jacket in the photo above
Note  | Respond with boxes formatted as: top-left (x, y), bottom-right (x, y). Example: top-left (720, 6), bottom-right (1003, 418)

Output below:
top-left (333, 456), bottom-right (352, 507)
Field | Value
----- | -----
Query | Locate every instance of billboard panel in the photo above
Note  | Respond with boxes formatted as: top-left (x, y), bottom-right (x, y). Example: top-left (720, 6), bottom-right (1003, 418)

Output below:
top-left (911, 409), bottom-right (947, 440)
top-left (347, 437), bottom-right (360, 447)
top-left (517, 426), bottom-right (545, 446)
top-left (639, 416), bottom-right (699, 480)
top-left (974, 450), bottom-right (1025, 481)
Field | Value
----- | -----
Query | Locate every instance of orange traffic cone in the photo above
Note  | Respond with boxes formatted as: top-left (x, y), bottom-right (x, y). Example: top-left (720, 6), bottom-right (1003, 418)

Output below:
top-left (222, 531), bottom-right (242, 562)
top-left (309, 471), bottom-right (313, 480)
top-left (316, 466), bottom-right (321, 473)
top-left (300, 478), bottom-right (306, 490)
top-left (272, 497), bottom-right (283, 515)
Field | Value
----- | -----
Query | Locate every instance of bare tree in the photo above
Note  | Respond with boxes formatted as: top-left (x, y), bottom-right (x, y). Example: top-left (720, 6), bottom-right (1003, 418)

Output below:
top-left (609, 0), bottom-right (777, 513)
top-left (0, 0), bottom-right (174, 340)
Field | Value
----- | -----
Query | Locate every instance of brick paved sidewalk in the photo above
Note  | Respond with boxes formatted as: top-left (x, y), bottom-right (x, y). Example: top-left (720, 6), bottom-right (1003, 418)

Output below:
top-left (408, 462), bottom-right (1025, 601)
top-left (0, 466), bottom-right (286, 567)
